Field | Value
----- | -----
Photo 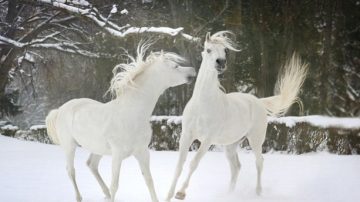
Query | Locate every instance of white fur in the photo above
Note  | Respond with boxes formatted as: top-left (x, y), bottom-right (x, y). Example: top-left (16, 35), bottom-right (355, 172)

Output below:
top-left (166, 31), bottom-right (308, 200)
top-left (46, 41), bottom-right (195, 202)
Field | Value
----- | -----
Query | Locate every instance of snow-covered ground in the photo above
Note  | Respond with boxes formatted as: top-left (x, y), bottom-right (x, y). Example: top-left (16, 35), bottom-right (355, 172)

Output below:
top-left (0, 135), bottom-right (359, 202)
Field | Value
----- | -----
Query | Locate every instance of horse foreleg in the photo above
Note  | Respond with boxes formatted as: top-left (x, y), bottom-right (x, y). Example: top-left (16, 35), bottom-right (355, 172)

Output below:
top-left (166, 134), bottom-right (194, 201)
top-left (110, 152), bottom-right (124, 202)
top-left (86, 153), bottom-right (110, 198)
top-left (248, 135), bottom-right (265, 195)
top-left (175, 140), bottom-right (212, 200)
top-left (225, 142), bottom-right (241, 192)
top-left (134, 148), bottom-right (159, 202)
top-left (65, 146), bottom-right (82, 202)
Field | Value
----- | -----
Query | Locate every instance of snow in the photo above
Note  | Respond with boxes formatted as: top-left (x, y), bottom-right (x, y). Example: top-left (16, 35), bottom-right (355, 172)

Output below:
top-left (0, 121), bottom-right (8, 126)
top-left (110, 5), bottom-right (117, 14)
top-left (151, 116), bottom-right (182, 125)
top-left (17, 53), bottom-right (35, 65)
top-left (0, 35), bottom-right (25, 48)
top-left (151, 115), bottom-right (360, 129)
top-left (41, 0), bottom-right (90, 6)
top-left (267, 115), bottom-right (360, 129)
top-left (0, 135), bottom-right (359, 202)
top-left (120, 9), bottom-right (129, 15)
top-left (29, 125), bottom-right (46, 131)
top-left (0, 125), bottom-right (19, 131)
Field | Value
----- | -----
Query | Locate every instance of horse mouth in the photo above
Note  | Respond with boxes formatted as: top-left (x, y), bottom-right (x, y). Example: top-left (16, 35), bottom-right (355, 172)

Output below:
top-left (216, 65), bottom-right (227, 74)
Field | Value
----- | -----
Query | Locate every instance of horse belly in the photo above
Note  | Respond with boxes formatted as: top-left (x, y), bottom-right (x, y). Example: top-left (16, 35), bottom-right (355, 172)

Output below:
top-left (72, 130), bottom-right (112, 155)
top-left (212, 127), bottom-right (248, 145)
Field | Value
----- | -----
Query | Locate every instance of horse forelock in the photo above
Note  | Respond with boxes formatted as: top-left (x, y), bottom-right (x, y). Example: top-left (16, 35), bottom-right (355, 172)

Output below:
top-left (108, 42), bottom-right (186, 99)
top-left (208, 31), bottom-right (240, 52)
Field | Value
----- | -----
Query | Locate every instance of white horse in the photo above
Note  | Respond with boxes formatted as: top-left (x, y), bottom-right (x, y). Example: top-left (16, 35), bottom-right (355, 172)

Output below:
top-left (45, 41), bottom-right (196, 202)
top-left (166, 31), bottom-right (308, 200)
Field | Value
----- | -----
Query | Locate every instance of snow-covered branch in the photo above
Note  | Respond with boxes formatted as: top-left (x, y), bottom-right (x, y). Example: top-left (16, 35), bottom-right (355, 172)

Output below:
top-left (36, 0), bottom-right (199, 42)
top-left (0, 35), bottom-right (102, 58)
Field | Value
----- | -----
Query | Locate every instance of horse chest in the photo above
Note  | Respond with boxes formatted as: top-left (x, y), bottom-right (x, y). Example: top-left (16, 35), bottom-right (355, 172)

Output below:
top-left (189, 114), bottom-right (224, 137)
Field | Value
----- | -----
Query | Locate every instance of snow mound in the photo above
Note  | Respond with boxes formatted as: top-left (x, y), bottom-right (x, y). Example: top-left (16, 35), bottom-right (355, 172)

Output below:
top-left (1, 124), bottom-right (19, 131)
top-left (151, 115), bottom-right (360, 129)
top-left (151, 116), bottom-right (182, 125)
top-left (29, 125), bottom-right (46, 131)
top-left (267, 115), bottom-right (360, 129)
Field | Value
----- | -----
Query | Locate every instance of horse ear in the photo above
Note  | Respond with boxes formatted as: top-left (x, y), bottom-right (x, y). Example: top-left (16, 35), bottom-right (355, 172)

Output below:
top-left (205, 32), bottom-right (211, 42)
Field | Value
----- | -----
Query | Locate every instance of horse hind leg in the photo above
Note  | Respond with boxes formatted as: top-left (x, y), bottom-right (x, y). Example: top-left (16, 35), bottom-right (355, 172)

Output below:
top-left (247, 127), bottom-right (266, 195)
top-left (86, 153), bottom-right (110, 198)
top-left (63, 143), bottom-right (82, 202)
top-left (225, 142), bottom-right (241, 192)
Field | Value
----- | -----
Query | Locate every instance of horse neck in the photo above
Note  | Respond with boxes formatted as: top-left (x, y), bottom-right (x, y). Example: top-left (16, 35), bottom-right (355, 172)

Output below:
top-left (192, 58), bottom-right (223, 100)
top-left (111, 68), bottom-right (166, 118)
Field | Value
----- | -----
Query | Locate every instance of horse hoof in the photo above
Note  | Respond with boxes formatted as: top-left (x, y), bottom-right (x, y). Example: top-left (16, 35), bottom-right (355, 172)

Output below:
top-left (175, 192), bottom-right (186, 200)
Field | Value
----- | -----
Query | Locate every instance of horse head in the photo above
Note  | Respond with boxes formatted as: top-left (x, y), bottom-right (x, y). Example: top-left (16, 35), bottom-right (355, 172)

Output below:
top-left (203, 31), bottom-right (240, 74)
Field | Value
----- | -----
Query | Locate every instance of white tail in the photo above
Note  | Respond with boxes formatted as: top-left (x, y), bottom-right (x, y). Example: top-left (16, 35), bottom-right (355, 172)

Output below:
top-left (45, 109), bottom-right (60, 144)
top-left (261, 54), bottom-right (308, 117)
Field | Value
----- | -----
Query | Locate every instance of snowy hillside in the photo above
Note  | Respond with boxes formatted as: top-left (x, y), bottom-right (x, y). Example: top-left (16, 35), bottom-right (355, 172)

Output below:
top-left (0, 136), bottom-right (359, 202)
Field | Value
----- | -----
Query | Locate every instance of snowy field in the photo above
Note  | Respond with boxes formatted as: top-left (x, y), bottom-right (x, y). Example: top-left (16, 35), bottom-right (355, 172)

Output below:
top-left (0, 135), bottom-right (359, 202)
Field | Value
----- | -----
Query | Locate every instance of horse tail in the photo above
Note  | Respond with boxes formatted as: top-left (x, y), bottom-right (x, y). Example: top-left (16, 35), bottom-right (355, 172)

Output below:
top-left (261, 53), bottom-right (308, 117)
top-left (46, 109), bottom-right (60, 145)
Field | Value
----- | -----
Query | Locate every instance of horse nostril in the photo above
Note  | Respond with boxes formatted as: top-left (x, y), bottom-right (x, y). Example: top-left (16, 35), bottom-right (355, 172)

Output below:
top-left (216, 59), bottom-right (226, 67)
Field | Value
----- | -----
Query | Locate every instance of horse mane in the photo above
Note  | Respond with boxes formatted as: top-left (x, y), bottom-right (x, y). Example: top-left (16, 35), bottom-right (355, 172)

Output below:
top-left (209, 31), bottom-right (240, 52)
top-left (108, 40), bottom-right (186, 99)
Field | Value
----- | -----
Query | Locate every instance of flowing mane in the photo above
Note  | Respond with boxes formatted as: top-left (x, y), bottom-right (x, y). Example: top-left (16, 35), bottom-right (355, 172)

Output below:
top-left (208, 31), bottom-right (240, 51)
top-left (108, 41), bottom-right (186, 98)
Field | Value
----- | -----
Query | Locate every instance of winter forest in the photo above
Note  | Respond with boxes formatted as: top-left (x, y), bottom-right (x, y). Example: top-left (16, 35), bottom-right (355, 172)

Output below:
top-left (0, 0), bottom-right (360, 202)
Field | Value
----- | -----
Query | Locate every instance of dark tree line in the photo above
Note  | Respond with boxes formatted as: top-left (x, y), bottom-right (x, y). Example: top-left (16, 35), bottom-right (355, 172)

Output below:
top-left (0, 0), bottom-right (359, 127)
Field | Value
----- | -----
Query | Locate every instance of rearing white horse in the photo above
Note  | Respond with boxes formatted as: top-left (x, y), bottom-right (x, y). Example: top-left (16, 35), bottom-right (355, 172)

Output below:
top-left (166, 31), bottom-right (308, 200)
top-left (45, 41), bottom-right (196, 202)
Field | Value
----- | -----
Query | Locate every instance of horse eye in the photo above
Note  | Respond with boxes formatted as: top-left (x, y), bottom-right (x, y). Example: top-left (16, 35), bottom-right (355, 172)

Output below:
top-left (225, 48), bottom-right (229, 54)
top-left (175, 65), bottom-right (179, 69)
top-left (207, 49), bottom-right (211, 53)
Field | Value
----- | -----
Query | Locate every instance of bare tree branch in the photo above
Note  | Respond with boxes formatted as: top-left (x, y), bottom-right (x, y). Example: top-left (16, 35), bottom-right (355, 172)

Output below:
top-left (35, 0), bottom-right (200, 41)
top-left (0, 35), bottom-right (105, 58)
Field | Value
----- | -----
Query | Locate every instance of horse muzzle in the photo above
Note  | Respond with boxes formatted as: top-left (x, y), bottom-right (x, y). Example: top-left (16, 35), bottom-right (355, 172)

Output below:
top-left (186, 73), bottom-right (196, 84)
top-left (215, 59), bottom-right (227, 74)
top-left (216, 65), bottom-right (227, 74)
